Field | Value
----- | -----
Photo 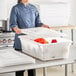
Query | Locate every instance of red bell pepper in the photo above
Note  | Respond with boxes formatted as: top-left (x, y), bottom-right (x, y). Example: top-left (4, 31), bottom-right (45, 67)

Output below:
top-left (51, 39), bottom-right (57, 43)
top-left (34, 38), bottom-right (48, 44)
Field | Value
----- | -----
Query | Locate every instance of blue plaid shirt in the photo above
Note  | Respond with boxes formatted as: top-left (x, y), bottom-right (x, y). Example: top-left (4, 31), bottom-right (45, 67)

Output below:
top-left (10, 2), bottom-right (43, 50)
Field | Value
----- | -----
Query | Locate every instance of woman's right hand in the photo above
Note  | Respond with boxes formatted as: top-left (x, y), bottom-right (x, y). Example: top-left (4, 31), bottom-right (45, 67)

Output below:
top-left (13, 26), bottom-right (21, 34)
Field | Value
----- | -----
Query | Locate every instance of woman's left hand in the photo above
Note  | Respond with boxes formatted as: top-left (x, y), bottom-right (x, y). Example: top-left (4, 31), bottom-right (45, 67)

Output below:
top-left (41, 24), bottom-right (51, 29)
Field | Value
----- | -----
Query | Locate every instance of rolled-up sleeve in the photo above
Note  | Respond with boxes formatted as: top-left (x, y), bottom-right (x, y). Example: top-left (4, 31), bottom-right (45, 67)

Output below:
top-left (35, 9), bottom-right (43, 27)
top-left (10, 6), bottom-right (18, 30)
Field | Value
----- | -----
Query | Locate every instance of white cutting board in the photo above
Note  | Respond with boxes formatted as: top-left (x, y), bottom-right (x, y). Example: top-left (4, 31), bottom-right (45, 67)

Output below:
top-left (0, 48), bottom-right (35, 68)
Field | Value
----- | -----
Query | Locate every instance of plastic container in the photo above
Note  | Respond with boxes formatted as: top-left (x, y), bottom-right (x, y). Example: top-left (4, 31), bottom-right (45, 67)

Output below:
top-left (19, 27), bottom-right (72, 61)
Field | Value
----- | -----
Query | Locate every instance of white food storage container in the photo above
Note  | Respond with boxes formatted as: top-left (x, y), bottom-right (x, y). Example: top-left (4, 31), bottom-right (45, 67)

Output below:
top-left (19, 27), bottom-right (72, 61)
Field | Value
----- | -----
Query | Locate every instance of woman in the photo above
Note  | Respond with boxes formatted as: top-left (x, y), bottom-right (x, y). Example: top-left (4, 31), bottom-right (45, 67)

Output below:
top-left (10, 0), bottom-right (50, 76)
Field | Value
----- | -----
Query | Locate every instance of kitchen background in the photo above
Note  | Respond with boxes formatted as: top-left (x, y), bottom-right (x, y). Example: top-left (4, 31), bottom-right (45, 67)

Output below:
top-left (0, 0), bottom-right (76, 76)
top-left (0, 0), bottom-right (76, 42)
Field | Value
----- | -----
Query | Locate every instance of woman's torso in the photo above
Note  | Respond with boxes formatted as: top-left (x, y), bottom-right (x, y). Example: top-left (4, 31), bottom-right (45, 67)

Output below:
top-left (13, 3), bottom-right (37, 50)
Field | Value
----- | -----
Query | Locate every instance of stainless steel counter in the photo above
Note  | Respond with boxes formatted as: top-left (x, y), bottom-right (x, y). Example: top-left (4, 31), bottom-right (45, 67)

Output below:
top-left (0, 45), bottom-right (75, 76)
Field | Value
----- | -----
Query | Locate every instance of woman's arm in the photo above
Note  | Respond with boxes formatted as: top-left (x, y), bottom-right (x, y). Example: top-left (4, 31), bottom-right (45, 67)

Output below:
top-left (10, 6), bottom-right (21, 34)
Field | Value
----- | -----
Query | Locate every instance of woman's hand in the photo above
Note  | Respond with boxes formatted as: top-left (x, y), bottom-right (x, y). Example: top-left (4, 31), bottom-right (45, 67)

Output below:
top-left (41, 24), bottom-right (51, 29)
top-left (13, 26), bottom-right (21, 34)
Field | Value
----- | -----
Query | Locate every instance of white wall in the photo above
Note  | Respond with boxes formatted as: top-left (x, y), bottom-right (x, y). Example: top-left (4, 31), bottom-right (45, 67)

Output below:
top-left (39, 3), bottom-right (70, 26)
top-left (0, 0), bottom-right (17, 27)
top-left (69, 0), bottom-right (76, 25)
top-left (0, 0), bottom-right (17, 20)
top-left (29, 0), bottom-right (69, 4)
top-left (29, 0), bottom-right (76, 26)
top-left (0, 0), bottom-right (8, 20)
top-left (7, 0), bottom-right (17, 18)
